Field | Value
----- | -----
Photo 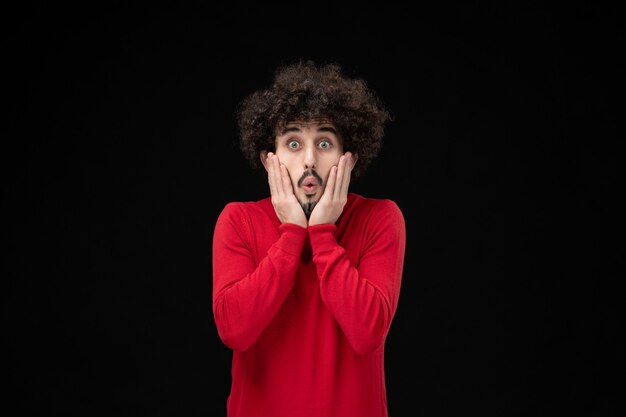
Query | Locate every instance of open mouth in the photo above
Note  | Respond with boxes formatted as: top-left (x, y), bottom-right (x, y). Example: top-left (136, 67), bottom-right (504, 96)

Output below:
top-left (302, 177), bottom-right (319, 195)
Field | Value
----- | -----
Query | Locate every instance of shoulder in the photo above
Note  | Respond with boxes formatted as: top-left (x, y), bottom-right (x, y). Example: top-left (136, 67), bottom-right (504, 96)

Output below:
top-left (344, 194), bottom-right (405, 246)
top-left (219, 197), bottom-right (271, 216)
top-left (349, 193), bottom-right (404, 220)
top-left (216, 197), bottom-right (273, 225)
top-left (341, 193), bottom-right (405, 235)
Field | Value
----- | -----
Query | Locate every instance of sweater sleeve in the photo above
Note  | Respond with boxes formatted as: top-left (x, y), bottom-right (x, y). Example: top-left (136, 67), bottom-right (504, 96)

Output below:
top-left (212, 203), bottom-right (307, 352)
top-left (309, 200), bottom-right (406, 354)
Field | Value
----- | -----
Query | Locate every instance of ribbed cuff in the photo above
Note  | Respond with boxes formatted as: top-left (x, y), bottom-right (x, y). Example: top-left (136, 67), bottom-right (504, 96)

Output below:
top-left (276, 223), bottom-right (308, 256)
top-left (308, 223), bottom-right (338, 253)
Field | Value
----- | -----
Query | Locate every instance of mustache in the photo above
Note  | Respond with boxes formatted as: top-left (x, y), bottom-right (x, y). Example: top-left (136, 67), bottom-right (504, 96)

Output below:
top-left (297, 169), bottom-right (323, 187)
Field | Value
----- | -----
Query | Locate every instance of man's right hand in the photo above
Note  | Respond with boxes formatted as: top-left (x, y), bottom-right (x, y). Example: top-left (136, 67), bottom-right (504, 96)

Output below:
top-left (266, 153), bottom-right (307, 228)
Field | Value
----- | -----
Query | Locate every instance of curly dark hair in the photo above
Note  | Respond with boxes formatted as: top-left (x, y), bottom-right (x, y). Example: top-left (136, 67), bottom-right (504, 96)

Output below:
top-left (236, 60), bottom-right (392, 180)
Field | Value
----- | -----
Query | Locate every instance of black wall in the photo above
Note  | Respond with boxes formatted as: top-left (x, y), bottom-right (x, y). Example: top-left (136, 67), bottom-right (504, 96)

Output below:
top-left (3, 3), bottom-right (621, 416)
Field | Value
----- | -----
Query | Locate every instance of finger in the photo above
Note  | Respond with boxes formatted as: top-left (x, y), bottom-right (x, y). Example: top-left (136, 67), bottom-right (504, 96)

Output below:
top-left (332, 155), bottom-right (346, 199)
top-left (269, 153), bottom-right (284, 197)
top-left (338, 152), bottom-right (353, 197)
top-left (325, 165), bottom-right (338, 201)
top-left (267, 153), bottom-right (277, 195)
top-left (273, 155), bottom-right (287, 196)
top-left (279, 164), bottom-right (292, 195)
top-left (333, 153), bottom-right (350, 200)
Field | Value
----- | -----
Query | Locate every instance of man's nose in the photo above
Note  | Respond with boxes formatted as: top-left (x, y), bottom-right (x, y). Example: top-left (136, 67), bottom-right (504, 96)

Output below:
top-left (303, 146), bottom-right (316, 169)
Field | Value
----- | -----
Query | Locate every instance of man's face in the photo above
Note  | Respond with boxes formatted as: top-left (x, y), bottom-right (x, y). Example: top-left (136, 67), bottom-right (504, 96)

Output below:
top-left (272, 120), bottom-right (344, 216)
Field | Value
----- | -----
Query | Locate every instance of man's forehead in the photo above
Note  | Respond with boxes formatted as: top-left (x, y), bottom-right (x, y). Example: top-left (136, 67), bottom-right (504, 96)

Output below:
top-left (279, 119), bottom-right (337, 133)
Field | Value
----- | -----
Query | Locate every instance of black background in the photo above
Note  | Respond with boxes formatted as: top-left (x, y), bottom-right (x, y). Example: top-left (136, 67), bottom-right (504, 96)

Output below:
top-left (3, 3), bottom-right (622, 416)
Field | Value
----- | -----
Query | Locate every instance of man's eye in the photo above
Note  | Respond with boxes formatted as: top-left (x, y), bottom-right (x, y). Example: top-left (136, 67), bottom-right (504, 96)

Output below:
top-left (288, 140), bottom-right (299, 149)
top-left (319, 140), bottom-right (330, 149)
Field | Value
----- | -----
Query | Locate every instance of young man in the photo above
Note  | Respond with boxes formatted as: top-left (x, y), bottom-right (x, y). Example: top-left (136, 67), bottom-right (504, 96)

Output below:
top-left (212, 60), bottom-right (406, 417)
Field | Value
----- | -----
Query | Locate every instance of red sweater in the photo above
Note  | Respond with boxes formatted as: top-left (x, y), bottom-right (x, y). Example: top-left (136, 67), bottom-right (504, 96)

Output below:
top-left (212, 192), bottom-right (406, 417)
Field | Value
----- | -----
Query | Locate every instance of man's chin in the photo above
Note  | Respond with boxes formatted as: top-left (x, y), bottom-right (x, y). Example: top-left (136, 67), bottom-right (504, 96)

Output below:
top-left (301, 200), bottom-right (317, 218)
top-left (296, 193), bottom-right (319, 217)
top-left (297, 190), bottom-right (319, 203)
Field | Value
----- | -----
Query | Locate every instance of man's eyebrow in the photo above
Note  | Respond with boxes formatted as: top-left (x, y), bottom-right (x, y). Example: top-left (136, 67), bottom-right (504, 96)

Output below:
top-left (317, 126), bottom-right (337, 134)
top-left (280, 126), bottom-right (302, 134)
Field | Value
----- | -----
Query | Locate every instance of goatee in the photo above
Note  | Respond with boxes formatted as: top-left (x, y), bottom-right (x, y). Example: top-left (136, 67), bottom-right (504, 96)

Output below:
top-left (302, 201), bottom-right (317, 219)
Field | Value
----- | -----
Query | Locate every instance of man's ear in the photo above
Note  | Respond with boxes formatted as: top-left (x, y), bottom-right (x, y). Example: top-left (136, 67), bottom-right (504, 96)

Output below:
top-left (260, 151), bottom-right (269, 171)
